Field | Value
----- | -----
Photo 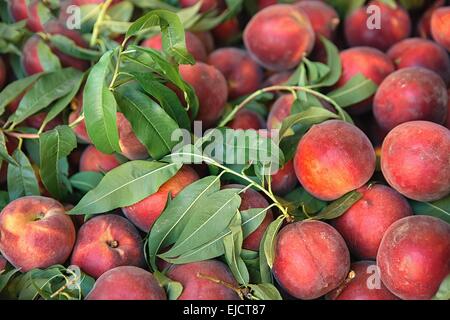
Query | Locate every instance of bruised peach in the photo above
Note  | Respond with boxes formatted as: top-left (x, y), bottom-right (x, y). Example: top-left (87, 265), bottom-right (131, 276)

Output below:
top-left (243, 4), bottom-right (315, 71)
top-left (377, 216), bottom-right (450, 300)
top-left (273, 220), bottom-right (350, 300)
top-left (387, 38), bottom-right (450, 85)
top-left (208, 48), bottom-right (263, 99)
top-left (344, 0), bottom-right (411, 51)
top-left (122, 166), bottom-right (199, 232)
top-left (228, 109), bottom-right (266, 130)
top-left (86, 266), bottom-right (166, 300)
top-left (332, 184), bottom-right (412, 260)
top-left (294, 120), bottom-right (376, 201)
top-left (178, 62), bottom-right (228, 128)
top-left (380, 121), bottom-right (450, 202)
top-left (167, 260), bottom-right (240, 300)
top-left (374, 67), bottom-right (448, 131)
top-left (212, 18), bottom-right (240, 44)
top-left (270, 160), bottom-right (298, 196)
top-left (0, 196), bottom-right (75, 272)
top-left (79, 145), bottom-right (121, 173)
top-left (327, 261), bottom-right (399, 300)
top-left (116, 112), bottom-right (148, 160)
top-left (141, 32), bottom-right (207, 62)
top-left (335, 47), bottom-right (395, 115)
top-left (70, 214), bottom-right (145, 278)
top-left (431, 7), bottom-right (450, 51)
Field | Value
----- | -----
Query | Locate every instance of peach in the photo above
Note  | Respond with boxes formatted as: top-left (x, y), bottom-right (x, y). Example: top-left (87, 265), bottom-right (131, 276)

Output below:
top-left (193, 31), bottom-right (215, 54)
top-left (267, 94), bottom-right (294, 130)
top-left (387, 38), bottom-right (450, 85)
top-left (27, 0), bottom-right (51, 32)
top-left (335, 47), bottom-right (395, 115)
top-left (0, 196), bottom-right (75, 272)
top-left (344, 0), bottom-right (411, 51)
top-left (0, 255), bottom-right (7, 271)
top-left (257, 0), bottom-right (277, 11)
top-left (327, 261), bottom-right (399, 300)
top-left (380, 121), bottom-right (450, 202)
top-left (243, 4), bottom-right (315, 71)
top-left (8, 0), bottom-right (29, 22)
top-left (294, 120), bottom-right (376, 201)
top-left (374, 67), bottom-right (448, 131)
top-left (68, 93), bottom-right (91, 143)
top-left (22, 36), bottom-right (45, 75)
top-left (141, 32), bottom-right (207, 62)
top-left (294, 1), bottom-right (339, 40)
top-left (223, 184), bottom-right (273, 251)
top-left (332, 184), bottom-right (413, 260)
top-left (377, 216), bottom-right (450, 300)
top-left (25, 112), bottom-right (63, 132)
top-left (122, 166), bottom-right (199, 232)
top-left (79, 145), bottom-right (121, 173)
top-left (273, 220), bottom-right (350, 300)
top-left (431, 7), bottom-right (450, 51)
top-left (263, 71), bottom-right (292, 88)
top-left (179, 0), bottom-right (219, 12)
top-left (116, 112), bottom-right (148, 160)
top-left (417, 0), bottom-right (445, 39)
top-left (446, 89), bottom-right (450, 130)
top-left (167, 260), bottom-right (240, 300)
top-left (86, 266), bottom-right (166, 300)
top-left (178, 62), bottom-right (228, 128)
top-left (70, 214), bottom-right (145, 278)
top-left (270, 160), bottom-right (298, 196)
top-left (207, 48), bottom-right (263, 99)
top-left (228, 109), bottom-right (266, 130)
top-left (0, 57), bottom-right (5, 89)
top-left (212, 18), bottom-right (240, 45)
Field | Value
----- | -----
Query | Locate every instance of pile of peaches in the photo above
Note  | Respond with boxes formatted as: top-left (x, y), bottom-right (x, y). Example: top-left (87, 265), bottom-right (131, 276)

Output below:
top-left (0, 0), bottom-right (448, 301)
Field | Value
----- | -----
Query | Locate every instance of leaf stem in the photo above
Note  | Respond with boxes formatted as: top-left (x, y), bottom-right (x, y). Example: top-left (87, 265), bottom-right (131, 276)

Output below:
top-left (90, 0), bottom-right (113, 48)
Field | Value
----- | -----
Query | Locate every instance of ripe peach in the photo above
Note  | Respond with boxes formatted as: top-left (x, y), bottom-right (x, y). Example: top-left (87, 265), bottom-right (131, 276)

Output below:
top-left (25, 112), bottom-right (63, 132)
top-left (79, 145), bottom-right (120, 173)
top-left (228, 109), bottom-right (266, 130)
top-left (263, 71), bottom-right (292, 88)
top-left (243, 4), bottom-right (315, 71)
top-left (0, 196), bottom-right (75, 272)
top-left (179, 0), bottom-right (219, 12)
top-left (70, 214), bottom-right (145, 278)
top-left (68, 93), bottom-right (91, 143)
top-left (446, 89), bottom-right (450, 129)
top-left (141, 32), bottom-right (207, 62)
top-left (270, 160), bottom-right (298, 196)
top-left (116, 112), bottom-right (148, 160)
top-left (22, 36), bottom-right (45, 75)
top-left (387, 38), bottom-right (450, 85)
top-left (178, 62), bottom-right (228, 128)
top-left (122, 166), bottom-right (199, 232)
top-left (344, 0), bottom-right (411, 51)
top-left (223, 184), bottom-right (273, 251)
top-left (167, 260), bottom-right (240, 300)
top-left (377, 215), bottom-right (450, 300)
top-left (380, 121), bottom-right (450, 202)
top-left (327, 261), bottom-right (399, 300)
top-left (193, 31), bottom-right (215, 54)
top-left (212, 18), bottom-right (240, 44)
top-left (273, 220), bottom-right (350, 300)
top-left (8, 0), bottom-right (28, 22)
top-left (294, 120), bottom-right (376, 201)
top-left (294, 1), bottom-right (339, 40)
top-left (207, 48), bottom-right (263, 99)
top-left (257, 0), bottom-right (276, 11)
top-left (267, 94), bottom-right (294, 130)
top-left (417, 0), bottom-right (445, 39)
top-left (336, 47), bottom-right (395, 115)
top-left (27, 0), bottom-right (51, 32)
top-left (86, 266), bottom-right (166, 300)
top-left (332, 184), bottom-right (413, 260)
top-left (431, 7), bottom-right (450, 51)
top-left (374, 67), bottom-right (448, 131)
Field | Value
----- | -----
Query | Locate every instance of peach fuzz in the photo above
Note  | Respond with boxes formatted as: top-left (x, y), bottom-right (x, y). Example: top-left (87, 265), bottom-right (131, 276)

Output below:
top-left (86, 266), bottom-right (166, 300)
top-left (377, 216), bottom-right (450, 300)
top-left (326, 261), bottom-right (399, 300)
top-left (208, 48), bottom-right (263, 99)
top-left (70, 214), bottom-right (145, 278)
top-left (380, 121), bottom-right (450, 202)
top-left (431, 6), bottom-right (450, 51)
top-left (331, 184), bottom-right (412, 260)
top-left (273, 220), bottom-right (350, 300)
top-left (373, 67), bottom-right (448, 131)
top-left (294, 120), bottom-right (376, 201)
top-left (344, 0), bottom-right (411, 51)
top-left (228, 109), bottom-right (266, 130)
top-left (0, 196), bottom-right (75, 272)
top-left (79, 145), bottom-right (120, 173)
top-left (167, 260), bottom-right (240, 300)
top-left (122, 166), bottom-right (199, 232)
top-left (243, 4), bottom-right (315, 71)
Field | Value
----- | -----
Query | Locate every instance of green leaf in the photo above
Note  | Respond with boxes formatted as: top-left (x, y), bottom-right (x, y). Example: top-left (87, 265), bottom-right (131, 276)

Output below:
top-left (0, 268), bottom-right (20, 293)
top-left (7, 149), bottom-right (40, 201)
top-left (107, 1), bottom-right (134, 22)
top-left (70, 161), bottom-right (181, 215)
top-left (83, 50), bottom-right (121, 154)
top-left (432, 274), bottom-right (450, 300)
top-left (409, 196), bottom-right (450, 224)
top-left (0, 131), bottom-right (18, 166)
top-left (0, 191), bottom-right (9, 211)
top-left (47, 35), bottom-right (102, 60)
top-left (282, 188), bottom-right (327, 217)
top-left (36, 39), bottom-right (61, 72)
top-left (247, 283), bottom-right (282, 300)
top-left (312, 189), bottom-right (363, 220)
top-left (327, 73), bottom-right (377, 108)
top-left (311, 36), bottom-right (342, 88)
top-left (70, 171), bottom-right (104, 193)
top-left (7, 68), bottom-right (82, 126)
top-left (153, 271), bottom-right (183, 300)
top-left (39, 125), bottom-right (77, 200)
top-left (114, 86), bottom-right (179, 160)
top-left (263, 215), bottom-right (284, 269)
top-left (0, 73), bottom-right (42, 116)
top-left (241, 207), bottom-right (270, 238)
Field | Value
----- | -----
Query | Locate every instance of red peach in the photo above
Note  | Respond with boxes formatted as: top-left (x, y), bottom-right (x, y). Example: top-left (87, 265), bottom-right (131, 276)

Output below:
top-left (8, 0), bottom-right (29, 22)
top-left (193, 31), bottom-right (215, 54)
top-left (212, 17), bottom-right (240, 44)
top-left (377, 215), bottom-right (450, 300)
top-left (262, 71), bottom-right (292, 88)
top-left (332, 184), bottom-right (413, 260)
top-left (273, 220), bottom-right (350, 300)
top-left (446, 89), bottom-right (450, 129)
top-left (267, 94), bottom-right (294, 130)
top-left (417, 0), bottom-right (445, 39)
top-left (86, 266), bottom-right (166, 300)
top-left (294, 120), bottom-right (376, 201)
top-left (294, 0), bottom-right (339, 40)
top-left (380, 121), bottom-right (450, 202)
top-left (431, 7), bottom-right (450, 51)
top-left (228, 109), bottom-right (266, 130)
top-left (270, 160), bottom-right (298, 196)
top-left (27, 0), bottom-right (51, 32)
top-left (25, 112), bottom-right (63, 132)
top-left (179, 0), bottom-right (219, 12)
top-left (0, 57), bottom-right (6, 89)
top-left (116, 112), bottom-right (148, 160)
top-left (0, 196), bottom-right (75, 272)
top-left (79, 145), bottom-right (121, 173)
top-left (22, 36), bottom-right (45, 75)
